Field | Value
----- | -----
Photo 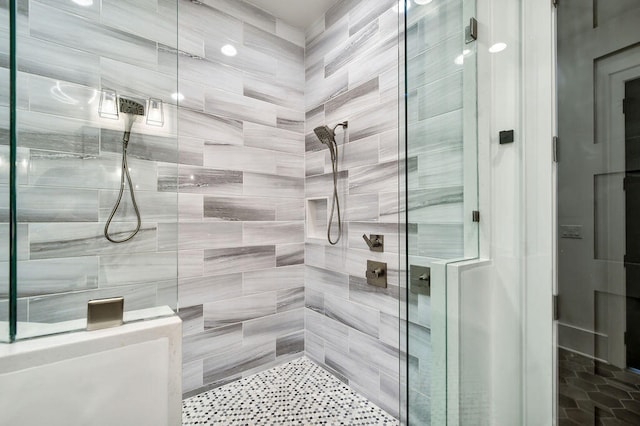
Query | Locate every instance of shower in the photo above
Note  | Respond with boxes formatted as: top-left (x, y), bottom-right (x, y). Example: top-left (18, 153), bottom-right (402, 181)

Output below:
top-left (103, 98), bottom-right (145, 244)
top-left (313, 121), bottom-right (347, 245)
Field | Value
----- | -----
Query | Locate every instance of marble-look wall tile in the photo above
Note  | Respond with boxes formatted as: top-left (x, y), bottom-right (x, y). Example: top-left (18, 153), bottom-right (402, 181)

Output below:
top-left (183, 323), bottom-right (243, 364)
top-left (324, 293), bottom-right (379, 339)
top-left (202, 341), bottom-right (275, 386)
top-left (277, 287), bottom-right (305, 312)
top-left (158, 164), bottom-right (242, 196)
top-left (99, 252), bottom-right (177, 287)
top-left (243, 265), bottom-right (305, 295)
top-left (158, 222), bottom-right (243, 251)
top-left (204, 246), bottom-right (276, 276)
top-left (243, 308), bottom-right (304, 345)
top-left (276, 330), bottom-right (304, 356)
top-left (11, 186), bottom-right (98, 223)
top-left (178, 305), bottom-right (204, 337)
top-left (243, 221), bottom-right (304, 245)
top-left (204, 293), bottom-right (276, 329)
top-left (179, 273), bottom-right (243, 308)
top-left (276, 243), bottom-right (304, 267)
top-left (243, 122), bottom-right (304, 155)
top-left (243, 173), bottom-right (304, 199)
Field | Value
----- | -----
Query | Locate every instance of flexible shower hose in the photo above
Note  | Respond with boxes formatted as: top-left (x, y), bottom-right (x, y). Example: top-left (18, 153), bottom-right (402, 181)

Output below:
top-left (327, 134), bottom-right (342, 245)
top-left (104, 136), bottom-right (141, 243)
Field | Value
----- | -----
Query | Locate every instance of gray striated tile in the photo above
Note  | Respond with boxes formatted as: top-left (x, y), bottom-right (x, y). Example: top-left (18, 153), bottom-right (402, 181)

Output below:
top-left (13, 111), bottom-right (99, 155)
top-left (277, 287), bottom-right (305, 312)
top-left (178, 305), bottom-right (204, 337)
top-left (348, 33), bottom-right (398, 89)
top-left (306, 265), bottom-right (350, 299)
top-left (183, 323), bottom-right (243, 364)
top-left (204, 42), bottom-right (278, 80)
top-left (336, 135), bottom-right (380, 172)
top-left (244, 122), bottom-right (304, 155)
top-left (99, 191), bottom-right (178, 222)
top-left (276, 108), bottom-right (305, 133)
top-left (158, 222), bottom-right (242, 251)
top-left (380, 371), bottom-right (401, 419)
top-left (243, 308), bottom-right (305, 345)
top-left (276, 243), bottom-right (304, 267)
top-left (204, 246), bottom-right (275, 275)
top-left (202, 341), bottom-right (275, 386)
top-left (204, 87), bottom-right (277, 127)
top-left (305, 288), bottom-right (324, 314)
top-left (276, 198), bottom-right (305, 221)
top-left (417, 223), bottom-right (463, 259)
top-left (101, 129), bottom-right (187, 165)
top-left (325, 0), bottom-right (360, 29)
top-left (244, 265), bottom-right (305, 295)
top-left (346, 193), bottom-right (379, 221)
top-left (244, 24), bottom-right (304, 65)
top-left (179, 250), bottom-right (204, 279)
top-left (243, 221), bottom-right (304, 245)
top-left (101, 0), bottom-right (178, 48)
top-left (182, 360), bottom-right (204, 394)
top-left (305, 170), bottom-right (348, 199)
top-left (348, 0), bottom-right (395, 36)
top-left (0, 256), bottom-right (98, 298)
top-left (179, 273), bottom-right (243, 308)
top-left (0, 224), bottom-right (28, 261)
top-left (100, 57), bottom-right (177, 105)
top-left (408, 109), bottom-right (462, 157)
top-left (179, 194), bottom-right (204, 222)
top-left (349, 160), bottom-right (398, 195)
top-left (324, 343), bottom-right (380, 393)
top-left (348, 99), bottom-right (397, 142)
top-left (28, 150), bottom-right (158, 191)
top-left (204, 196), bottom-right (276, 221)
top-left (8, 186), bottom-right (98, 223)
top-left (158, 164), bottom-right (242, 195)
top-left (407, 186), bottom-right (463, 224)
top-left (203, 293), bottom-right (276, 329)
top-left (244, 75), bottom-right (304, 111)
top-left (379, 311), bottom-right (401, 350)
top-left (324, 20), bottom-right (380, 78)
top-left (325, 77), bottom-right (380, 123)
top-left (417, 72), bottom-right (463, 121)
top-left (29, 223), bottom-right (157, 260)
top-left (306, 70), bottom-right (349, 111)
top-left (417, 145), bottom-right (463, 188)
top-left (349, 327), bottom-right (399, 377)
top-left (243, 173), bottom-right (304, 199)
top-left (99, 251), bottom-right (177, 287)
top-left (324, 293), bottom-right (379, 338)
top-left (30, 2), bottom-right (157, 69)
top-left (276, 330), bottom-right (304, 357)
top-left (167, 49), bottom-right (243, 94)
top-left (349, 275), bottom-right (399, 316)
top-left (179, 109), bottom-right (243, 145)
top-left (14, 35), bottom-right (101, 87)
top-left (27, 282), bottom-right (159, 323)
top-left (305, 330), bottom-right (325, 363)
top-left (200, 0), bottom-right (276, 34)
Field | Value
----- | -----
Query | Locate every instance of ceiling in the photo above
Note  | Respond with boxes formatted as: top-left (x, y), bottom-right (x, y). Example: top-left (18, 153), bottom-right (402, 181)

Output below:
top-left (246, 0), bottom-right (342, 29)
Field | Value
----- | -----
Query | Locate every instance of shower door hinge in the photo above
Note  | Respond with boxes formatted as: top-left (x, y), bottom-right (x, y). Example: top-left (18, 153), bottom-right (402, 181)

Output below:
top-left (472, 210), bottom-right (480, 223)
top-left (465, 18), bottom-right (478, 44)
top-left (552, 0), bottom-right (558, 8)
top-left (553, 295), bottom-right (559, 321)
top-left (553, 136), bottom-right (559, 162)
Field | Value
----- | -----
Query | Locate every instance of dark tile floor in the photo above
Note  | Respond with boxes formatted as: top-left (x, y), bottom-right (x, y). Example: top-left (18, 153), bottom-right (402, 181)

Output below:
top-left (559, 348), bottom-right (640, 425)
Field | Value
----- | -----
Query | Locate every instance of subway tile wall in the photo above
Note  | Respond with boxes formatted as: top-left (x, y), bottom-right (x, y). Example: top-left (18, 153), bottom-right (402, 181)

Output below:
top-left (176, 0), bottom-right (307, 396)
top-left (0, 0), bottom-right (180, 328)
top-left (303, 0), bottom-right (402, 418)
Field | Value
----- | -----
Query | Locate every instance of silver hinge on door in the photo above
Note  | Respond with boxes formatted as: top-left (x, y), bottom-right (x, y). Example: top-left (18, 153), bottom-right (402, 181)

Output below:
top-left (553, 136), bottom-right (559, 162)
top-left (552, 0), bottom-right (558, 8)
top-left (553, 295), bottom-right (559, 321)
top-left (472, 210), bottom-right (480, 223)
top-left (465, 18), bottom-right (478, 44)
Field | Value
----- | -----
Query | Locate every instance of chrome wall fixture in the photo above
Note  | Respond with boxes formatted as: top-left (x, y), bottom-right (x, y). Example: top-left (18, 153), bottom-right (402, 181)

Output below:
top-left (98, 90), bottom-right (165, 243)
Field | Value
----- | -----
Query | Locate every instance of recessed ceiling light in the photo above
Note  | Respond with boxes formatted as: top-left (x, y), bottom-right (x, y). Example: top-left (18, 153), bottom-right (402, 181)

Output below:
top-left (489, 42), bottom-right (507, 53)
top-left (414, 0), bottom-right (433, 5)
top-left (454, 49), bottom-right (472, 65)
top-left (72, 0), bottom-right (93, 6)
top-left (171, 92), bottom-right (185, 102)
top-left (221, 44), bottom-right (238, 57)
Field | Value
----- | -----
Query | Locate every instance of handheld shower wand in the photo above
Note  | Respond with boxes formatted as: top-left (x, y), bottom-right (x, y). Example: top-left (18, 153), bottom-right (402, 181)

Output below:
top-left (313, 121), bottom-right (348, 245)
top-left (104, 98), bottom-right (145, 244)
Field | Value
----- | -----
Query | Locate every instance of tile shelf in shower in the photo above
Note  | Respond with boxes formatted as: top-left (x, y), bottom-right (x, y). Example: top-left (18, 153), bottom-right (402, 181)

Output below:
top-left (306, 197), bottom-right (329, 240)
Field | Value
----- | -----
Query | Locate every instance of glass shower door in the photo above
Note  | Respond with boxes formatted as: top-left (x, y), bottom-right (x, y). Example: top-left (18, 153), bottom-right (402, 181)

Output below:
top-left (556, 1), bottom-right (640, 424)
top-left (401, 0), bottom-right (478, 424)
top-left (4, 0), bottom-right (180, 340)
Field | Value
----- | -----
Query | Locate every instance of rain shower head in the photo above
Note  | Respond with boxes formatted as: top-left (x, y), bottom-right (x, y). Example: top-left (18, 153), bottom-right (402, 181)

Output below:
top-left (313, 125), bottom-right (336, 146)
top-left (119, 98), bottom-right (145, 116)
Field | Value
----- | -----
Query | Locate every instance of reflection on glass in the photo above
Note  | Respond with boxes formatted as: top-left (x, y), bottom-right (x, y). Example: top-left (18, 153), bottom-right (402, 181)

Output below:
top-left (98, 89), bottom-right (119, 120)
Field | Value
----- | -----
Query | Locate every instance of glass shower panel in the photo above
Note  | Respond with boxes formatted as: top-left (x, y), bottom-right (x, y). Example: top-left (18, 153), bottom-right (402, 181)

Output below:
top-left (11, 0), bottom-right (179, 339)
top-left (402, 0), bottom-right (478, 424)
top-left (0, 0), bottom-right (13, 342)
top-left (557, 1), bottom-right (640, 423)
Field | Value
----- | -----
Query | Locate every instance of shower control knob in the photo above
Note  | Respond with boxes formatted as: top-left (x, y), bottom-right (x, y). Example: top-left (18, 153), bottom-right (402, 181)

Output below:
top-left (372, 268), bottom-right (384, 278)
